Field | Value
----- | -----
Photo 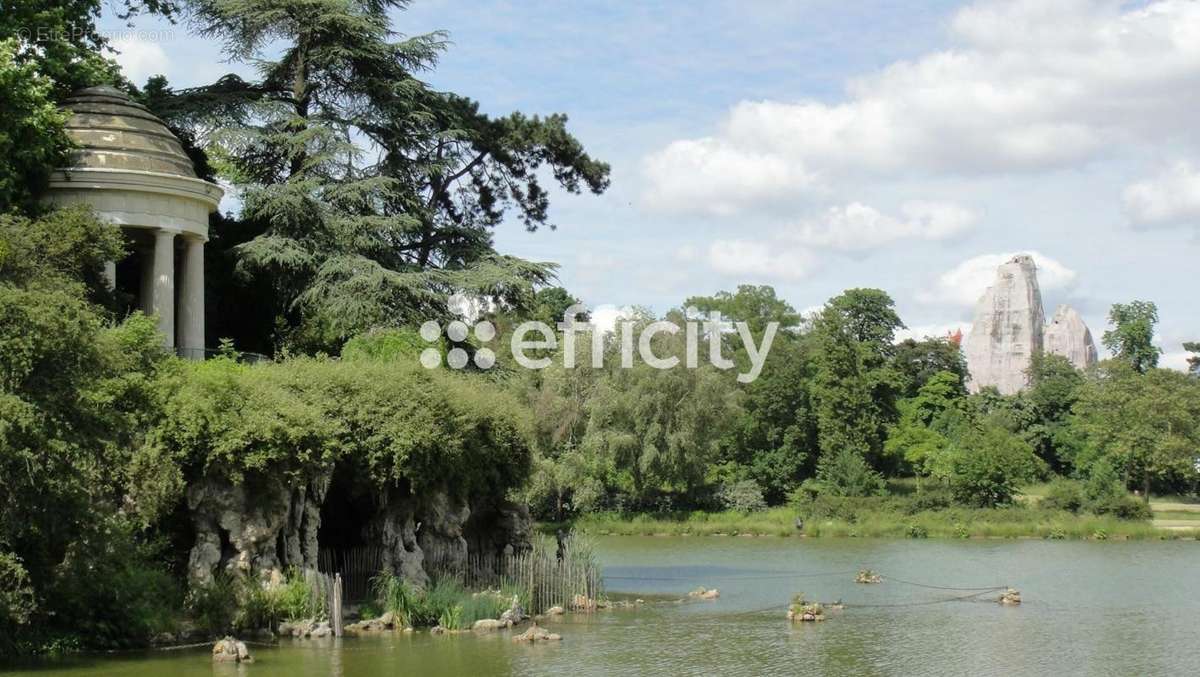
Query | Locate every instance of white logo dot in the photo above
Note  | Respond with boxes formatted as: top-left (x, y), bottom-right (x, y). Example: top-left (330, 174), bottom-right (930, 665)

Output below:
top-left (474, 321), bottom-right (496, 342)
top-left (419, 348), bottom-right (441, 369)
top-left (419, 321), bottom-right (441, 342)
top-left (447, 347), bottom-right (469, 369)
top-left (473, 348), bottom-right (496, 369)
top-left (446, 321), bottom-right (469, 342)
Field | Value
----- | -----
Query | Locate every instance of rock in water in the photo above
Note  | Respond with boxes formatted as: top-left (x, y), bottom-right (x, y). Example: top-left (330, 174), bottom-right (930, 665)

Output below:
top-left (1043, 305), bottom-right (1097, 370)
top-left (965, 255), bottom-right (1045, 395)
top-left (512, 623), bottom-right (562, 642)
top-left (212, 637), bottom-right (252, 663)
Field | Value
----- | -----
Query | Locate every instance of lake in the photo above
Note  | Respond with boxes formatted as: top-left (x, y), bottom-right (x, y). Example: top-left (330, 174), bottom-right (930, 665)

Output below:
top-left (8, 536), bottom-right (1200, 676)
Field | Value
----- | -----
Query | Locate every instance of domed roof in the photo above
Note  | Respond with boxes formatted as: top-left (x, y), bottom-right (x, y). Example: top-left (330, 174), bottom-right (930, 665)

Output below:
top-left (60, 86), bottom-right (198, 178)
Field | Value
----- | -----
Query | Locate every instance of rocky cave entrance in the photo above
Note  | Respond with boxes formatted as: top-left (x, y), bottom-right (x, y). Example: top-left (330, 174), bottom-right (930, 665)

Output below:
top-left (316, 465), bottom-right (381, 600)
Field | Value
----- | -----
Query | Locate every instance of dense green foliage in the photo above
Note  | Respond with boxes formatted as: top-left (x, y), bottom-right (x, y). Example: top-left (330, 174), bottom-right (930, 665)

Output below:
top-left (522, 284), bottom-right (1199, 522)
top-left (0, 208), bottom-right (174, 651)
top-left (0, 40), bottom-right (69, 213)
top-left (143, 356), bottom-right (533, 512)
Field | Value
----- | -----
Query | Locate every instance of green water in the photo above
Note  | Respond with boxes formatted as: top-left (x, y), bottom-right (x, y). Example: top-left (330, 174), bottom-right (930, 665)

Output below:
top-left (7, 536), bottom-right (1200, 676)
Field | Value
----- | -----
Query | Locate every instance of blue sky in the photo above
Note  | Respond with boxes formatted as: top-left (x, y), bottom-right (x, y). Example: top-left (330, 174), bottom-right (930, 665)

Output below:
top-left (101, 0), bottom-right (1199, 368)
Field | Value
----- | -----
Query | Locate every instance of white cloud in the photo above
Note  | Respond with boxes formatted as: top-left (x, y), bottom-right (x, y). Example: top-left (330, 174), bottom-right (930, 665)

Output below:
top-left (1122, 161), bottom-right (1200, 227)
top-left (642, 0), bottom-right (1200, 212)
top-left (111, 37), bottom-right (169, 85)
top-left (702, 239), bottom-right (816, 282)
top-left (919, 250), bottom-right (1078, 307)
top-left (641, 138), bottom-right (820, 215)
top-left (1160, 350), bottom-right (1197, 373)
top-left (788, 201), bottom-right (975, 252)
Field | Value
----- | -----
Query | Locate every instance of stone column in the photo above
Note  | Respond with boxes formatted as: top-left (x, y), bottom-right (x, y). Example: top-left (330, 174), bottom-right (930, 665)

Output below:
top-left (102, 260), bottom-right (116, 290)
top-left (140, 246), bottom-right (154, 315)
top-left (151, 228), bottom-right (178, 350)
top-left (178, 236), bottom-right (206, 360)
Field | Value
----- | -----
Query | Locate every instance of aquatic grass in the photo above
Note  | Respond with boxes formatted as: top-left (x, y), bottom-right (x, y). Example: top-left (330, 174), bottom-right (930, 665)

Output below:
top-left (371, 572), bottom-right (427, 627)
top-left (233, 569), bottom-right (329, 631)
top-left (458, 591), bottom-right (508, 626)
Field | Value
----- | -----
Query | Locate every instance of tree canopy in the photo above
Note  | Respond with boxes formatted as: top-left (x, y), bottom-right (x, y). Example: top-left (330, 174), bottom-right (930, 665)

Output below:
top-left (150, 0), bottom-right (609, 351)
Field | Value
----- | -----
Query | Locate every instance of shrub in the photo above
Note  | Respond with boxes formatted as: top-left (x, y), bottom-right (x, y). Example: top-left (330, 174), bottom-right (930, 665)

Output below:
top-left (950, 425), bottom-right (1042, 508)
top-left (147, 357), bottom-right (534, 512)
top-left (0, 553), bottom-right (35, 654)
top-left (43, 519), bottom-right (181, 649)
top-left (907, 488), bottom-right (954, 514)
top-left (1040, 479), bottom-right (1086, 513)
top-left (1091, 493), bottom-right (1152, 520)
top-left (1083, 460), bottom-right (1152, 520)
top-left (815, 448), bottom-right (886, 497)
top-left (186, 575), bottom-right (238, 637)
top-left (718, 480), bottom-right (768, 513)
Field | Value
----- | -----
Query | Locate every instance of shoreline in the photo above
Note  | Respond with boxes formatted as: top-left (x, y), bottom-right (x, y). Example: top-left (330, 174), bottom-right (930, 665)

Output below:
top-left (542, 507), bottom-right (1200, 541)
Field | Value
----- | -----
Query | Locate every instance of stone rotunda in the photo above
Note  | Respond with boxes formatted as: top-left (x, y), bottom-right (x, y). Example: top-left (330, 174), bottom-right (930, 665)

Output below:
top-left (43, 86), bottom-right (224, 358)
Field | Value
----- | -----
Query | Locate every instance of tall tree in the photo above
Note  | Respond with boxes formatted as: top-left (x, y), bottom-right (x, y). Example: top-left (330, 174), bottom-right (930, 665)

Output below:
top-left (171, 0), bottom-right (609, 351)
top-left (685, 284), bottom-right (801, 334)
top-left (891, 337), bottom-right (968, 399)
top-left (1073, 361), bottom-right (1200, 500)
top-left (580, 311), bottom-right (742, 507)
top-left (1102, 300), bottom-right (1160, 373)
top-left (884, 370), bottom-right (965, 484)
top-left (0, 39), bottom-right (68, 214)
top-left (810, 289), bottom-right (904, 469)
top-left (0, 0), bottom-right (177, 97)
top-left (728, 334), bottom-right (818, 503)
top-left (1024, 352), bottom-right (1085, 471)
top-left (0, 1), bottom-right (177, 213)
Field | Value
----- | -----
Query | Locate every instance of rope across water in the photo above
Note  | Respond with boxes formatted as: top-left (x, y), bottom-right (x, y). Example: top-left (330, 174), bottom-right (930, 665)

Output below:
top-left (604, 568), bottom-right (1010, 614)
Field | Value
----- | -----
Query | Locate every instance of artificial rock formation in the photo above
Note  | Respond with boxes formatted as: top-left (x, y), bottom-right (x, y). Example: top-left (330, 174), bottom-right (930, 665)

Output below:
top-left (186, 472), bottom-right (531, 587)
top-left (964, 254), bottom-right (1096, 394)
top-left (964, 255), bottom-right (1045, 395)
top-left (1043, 305), bottom-right (1098, 370)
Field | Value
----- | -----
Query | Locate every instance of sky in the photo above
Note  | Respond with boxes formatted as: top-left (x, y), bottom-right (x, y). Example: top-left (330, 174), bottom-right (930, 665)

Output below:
top-left (100, 0), bottom-right (1199, 369)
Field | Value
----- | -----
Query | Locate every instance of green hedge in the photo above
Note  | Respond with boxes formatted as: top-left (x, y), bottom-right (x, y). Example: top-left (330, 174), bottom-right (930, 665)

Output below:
top-left (139, 356), bottom-right (533, 511)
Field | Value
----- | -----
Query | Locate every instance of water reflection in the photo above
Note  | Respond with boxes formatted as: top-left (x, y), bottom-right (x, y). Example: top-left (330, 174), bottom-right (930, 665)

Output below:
top-left (7, 538), bottom-right (1200, 677)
